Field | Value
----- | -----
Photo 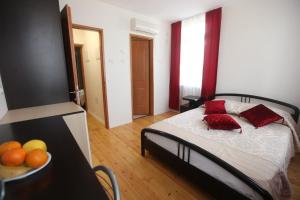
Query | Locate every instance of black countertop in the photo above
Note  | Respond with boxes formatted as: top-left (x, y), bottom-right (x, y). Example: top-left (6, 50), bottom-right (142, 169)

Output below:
top-left (0, 116), bottom-right (108, 200)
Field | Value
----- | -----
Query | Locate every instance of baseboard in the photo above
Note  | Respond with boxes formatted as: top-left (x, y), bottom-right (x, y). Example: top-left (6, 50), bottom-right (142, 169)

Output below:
top-left (168, 109), bottom-right (180, 113)
top-left (88, 111), bottom-right (105, 124)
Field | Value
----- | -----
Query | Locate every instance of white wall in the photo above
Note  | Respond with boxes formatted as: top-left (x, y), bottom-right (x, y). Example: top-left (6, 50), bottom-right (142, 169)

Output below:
top-left (0, 74), bottom-right (8, 119)
top-left (217, 0), bottom-right (300, 124)
top-left (73, 28), bottom-right (105, 124)
top-left (59, 0), bottom-right (171, 128)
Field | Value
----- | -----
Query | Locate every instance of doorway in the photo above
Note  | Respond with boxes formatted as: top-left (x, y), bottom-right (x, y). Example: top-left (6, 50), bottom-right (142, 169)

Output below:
top-left (61, 5), bottom-right (109, 128)
top-left (74, 44), bottom-right (87, 110)
top-left (72, 25), bottom-right (109, 128)
top-left (130, 34), bottom-right (154, 119)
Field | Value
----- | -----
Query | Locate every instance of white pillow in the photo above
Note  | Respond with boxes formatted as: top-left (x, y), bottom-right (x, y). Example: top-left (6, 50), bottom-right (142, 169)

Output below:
top-left (205, 99), bottom-right (294, 124)
top-left (201, 99), bottom-right (256, 114)
top-left (222, 99), bottom-right (257, 115)
top-left (222, 99), bottom-right (295, 124)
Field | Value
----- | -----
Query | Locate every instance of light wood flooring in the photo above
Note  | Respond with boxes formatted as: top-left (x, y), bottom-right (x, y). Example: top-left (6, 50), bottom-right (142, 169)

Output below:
top-left (87, 112), bottom-right (300, 200)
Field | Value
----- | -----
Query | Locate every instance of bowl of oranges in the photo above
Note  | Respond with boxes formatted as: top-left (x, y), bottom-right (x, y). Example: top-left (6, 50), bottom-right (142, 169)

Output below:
top-left (0, 139), bottom-right (51, 182)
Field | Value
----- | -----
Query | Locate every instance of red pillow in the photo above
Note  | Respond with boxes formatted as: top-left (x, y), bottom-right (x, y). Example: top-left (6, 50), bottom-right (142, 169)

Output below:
top-left (239, 104), bottom-right (283, 128)
top-left (203, 114), bottom-right (241, 132)
top-left (204, 100), bottom-right (226, 114)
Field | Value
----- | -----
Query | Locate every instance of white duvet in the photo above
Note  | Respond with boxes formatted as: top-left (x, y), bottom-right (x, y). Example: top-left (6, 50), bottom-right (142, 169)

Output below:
top-left (147, 101), bottom-right (300, 200)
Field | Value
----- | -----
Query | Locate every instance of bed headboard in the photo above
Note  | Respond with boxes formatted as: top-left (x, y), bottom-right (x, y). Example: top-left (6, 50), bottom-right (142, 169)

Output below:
top-left (214, 93), bottom-right (299, 122)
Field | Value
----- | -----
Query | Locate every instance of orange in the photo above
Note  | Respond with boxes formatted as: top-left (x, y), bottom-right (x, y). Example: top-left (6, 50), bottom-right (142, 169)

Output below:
top-left (25, 149), bottom-right (48, 169)
top-left (1, 148), bottom-right (26, 166)
top-left (0, 141), bottom-right (22, 156)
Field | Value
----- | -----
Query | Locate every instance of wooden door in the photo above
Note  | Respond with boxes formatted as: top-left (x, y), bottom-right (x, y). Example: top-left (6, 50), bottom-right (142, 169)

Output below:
top-left (131, 37), bottom-right (150, 115)
top-left (61, 5), bottom-right (80, 104)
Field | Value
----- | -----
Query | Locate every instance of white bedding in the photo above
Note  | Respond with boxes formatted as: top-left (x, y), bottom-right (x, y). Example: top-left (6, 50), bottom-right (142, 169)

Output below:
top-left (144, 103), bottom-right (300, 200)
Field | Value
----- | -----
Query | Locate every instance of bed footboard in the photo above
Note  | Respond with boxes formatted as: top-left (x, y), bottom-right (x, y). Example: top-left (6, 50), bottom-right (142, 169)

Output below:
top-left (141, 128), bottom-right (273, 200)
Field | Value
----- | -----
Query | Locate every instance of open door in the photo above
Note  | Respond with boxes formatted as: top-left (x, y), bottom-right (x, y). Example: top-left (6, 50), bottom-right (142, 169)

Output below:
top-left (61, 5), bottom-right (80, 105)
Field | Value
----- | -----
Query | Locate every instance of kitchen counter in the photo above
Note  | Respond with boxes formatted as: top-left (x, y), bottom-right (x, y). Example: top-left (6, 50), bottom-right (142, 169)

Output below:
top-left (0, 116), bottom-right (108, 200)
top-left (0, 102), bottom-right (92, 164)
top-left (0, 102), bottom-right (83, 125)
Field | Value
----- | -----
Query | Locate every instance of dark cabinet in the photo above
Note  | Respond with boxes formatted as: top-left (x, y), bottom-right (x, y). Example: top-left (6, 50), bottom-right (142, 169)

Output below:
top-left (0, 0), bottom-right (69, 109)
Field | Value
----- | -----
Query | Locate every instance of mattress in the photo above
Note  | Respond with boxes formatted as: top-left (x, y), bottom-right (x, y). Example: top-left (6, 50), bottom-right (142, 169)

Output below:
top-left (146, 132), bottom-right (263, 199)
top-left (144, 104), bottom-right (300, 200)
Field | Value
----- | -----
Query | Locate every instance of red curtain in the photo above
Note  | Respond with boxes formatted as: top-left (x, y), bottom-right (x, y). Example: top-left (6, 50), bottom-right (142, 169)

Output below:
top-left (169, 21), bottom-right (182, 110)
top-left (201, 8), bottom-right (222, 100)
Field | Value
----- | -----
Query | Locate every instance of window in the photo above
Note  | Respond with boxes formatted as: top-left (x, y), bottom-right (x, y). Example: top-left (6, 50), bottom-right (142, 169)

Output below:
top-left (180, 14), bottom-right (206, 101)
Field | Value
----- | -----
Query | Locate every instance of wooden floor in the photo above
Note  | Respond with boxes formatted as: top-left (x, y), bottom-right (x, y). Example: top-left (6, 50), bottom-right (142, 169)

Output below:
top-left (87, 112), bottom-right (300, 200)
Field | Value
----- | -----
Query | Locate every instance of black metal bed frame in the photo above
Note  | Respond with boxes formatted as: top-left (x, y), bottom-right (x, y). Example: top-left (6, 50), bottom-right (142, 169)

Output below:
top-left (141, 93), bottom-right (300, 200)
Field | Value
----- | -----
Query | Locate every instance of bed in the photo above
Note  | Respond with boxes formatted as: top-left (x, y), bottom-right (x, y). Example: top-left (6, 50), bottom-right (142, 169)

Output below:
top-left (141, 93), bottom-right (300, 200)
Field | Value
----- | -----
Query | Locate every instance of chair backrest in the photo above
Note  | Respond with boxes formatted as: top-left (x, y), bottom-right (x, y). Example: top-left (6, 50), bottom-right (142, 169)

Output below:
top-left (94, 165), bottom-right (121, 200)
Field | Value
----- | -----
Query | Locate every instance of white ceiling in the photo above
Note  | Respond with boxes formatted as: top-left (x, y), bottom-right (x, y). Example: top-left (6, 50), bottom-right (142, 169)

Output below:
top-left (99, 0), bottom-right (229, 22)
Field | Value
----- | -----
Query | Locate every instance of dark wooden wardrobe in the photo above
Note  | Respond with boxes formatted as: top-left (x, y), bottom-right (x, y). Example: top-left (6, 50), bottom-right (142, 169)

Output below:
top-left (0, 0), bottom-right (69, 109)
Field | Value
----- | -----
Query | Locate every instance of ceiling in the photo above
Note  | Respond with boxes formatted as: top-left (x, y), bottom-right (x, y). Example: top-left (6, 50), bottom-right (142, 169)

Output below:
top-left (99, 0), bottom-right (229, 22)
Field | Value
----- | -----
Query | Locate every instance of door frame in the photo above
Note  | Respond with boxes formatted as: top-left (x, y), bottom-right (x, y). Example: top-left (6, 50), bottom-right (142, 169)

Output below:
top-left (73, 24), bottom-right (110, 129)
top-left (74, 44), bottom-right (88, 110)
top-left (130, 34), bottom-right (154, 118)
